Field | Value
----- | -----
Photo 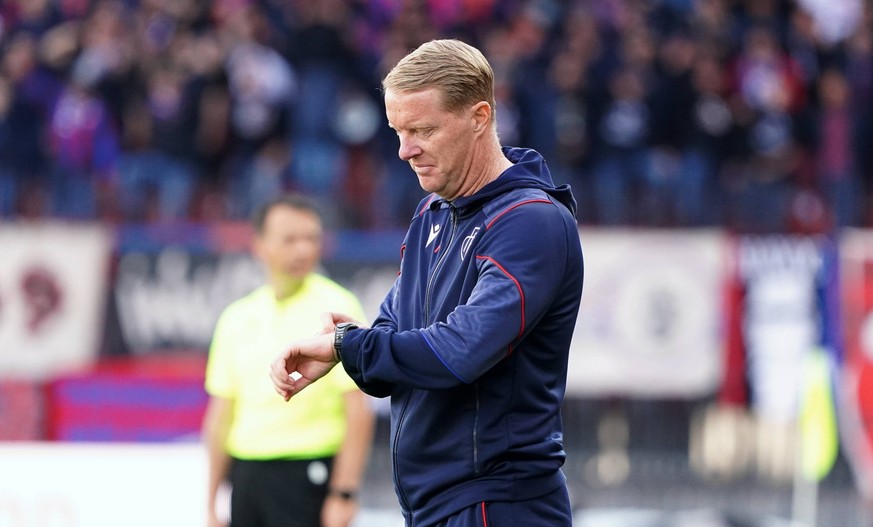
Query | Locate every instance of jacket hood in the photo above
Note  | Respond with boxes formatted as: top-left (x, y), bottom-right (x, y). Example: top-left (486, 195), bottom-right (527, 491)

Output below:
top-left (446, 147), bottom-right (577, 218)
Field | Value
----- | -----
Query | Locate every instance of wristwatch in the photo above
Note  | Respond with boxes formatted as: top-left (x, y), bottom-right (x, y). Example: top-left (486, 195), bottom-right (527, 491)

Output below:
top-left (328, 487), bottom-right (358, 501)
top-left (333, 322), bottom-right (358, 362)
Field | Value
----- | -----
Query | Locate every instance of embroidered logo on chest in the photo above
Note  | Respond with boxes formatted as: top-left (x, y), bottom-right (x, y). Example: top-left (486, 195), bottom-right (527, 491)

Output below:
top-left (460, 227), bottom-right (481, 261)
top-left (426, 223), bottom-right (441, 248)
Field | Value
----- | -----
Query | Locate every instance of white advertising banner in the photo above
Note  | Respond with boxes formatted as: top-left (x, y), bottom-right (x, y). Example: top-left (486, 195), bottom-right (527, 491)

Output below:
top-left (568, 229), bottom-right (726, 397)
top-left (0, 443), bottom-right (207, 526)
top-left (0, 442), bottom-right (403, 527)
top-left (737, 235), bottom-right (826, 423)
top-left (0, 222), bottom-right (111, 380)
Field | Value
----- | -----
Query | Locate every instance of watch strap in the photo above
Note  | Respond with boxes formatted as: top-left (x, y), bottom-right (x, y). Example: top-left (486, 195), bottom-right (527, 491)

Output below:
top-left (327, 488), bottom-right (357, 501)
top-left (333, 322), bottom-right (358, 362)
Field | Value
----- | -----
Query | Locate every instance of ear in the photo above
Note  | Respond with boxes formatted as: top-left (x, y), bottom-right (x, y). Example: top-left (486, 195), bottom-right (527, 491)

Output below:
top-left (471, 101), bottom-right (491, 134)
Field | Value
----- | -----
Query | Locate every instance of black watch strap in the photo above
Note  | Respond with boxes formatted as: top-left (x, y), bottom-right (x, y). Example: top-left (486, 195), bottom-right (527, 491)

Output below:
top-left (328, 488), bottom-right (358, 501)
top-left (333, 322), bottom-right (358, 362)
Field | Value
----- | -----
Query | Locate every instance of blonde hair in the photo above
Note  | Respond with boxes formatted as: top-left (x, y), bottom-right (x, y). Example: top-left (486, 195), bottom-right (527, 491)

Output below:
top-left (382, 39), bottom-right (496, 120)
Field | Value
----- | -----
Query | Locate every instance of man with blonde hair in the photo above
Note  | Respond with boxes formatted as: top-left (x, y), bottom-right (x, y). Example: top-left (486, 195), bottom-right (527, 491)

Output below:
top-left (271, 40), bottom-right (584, 527)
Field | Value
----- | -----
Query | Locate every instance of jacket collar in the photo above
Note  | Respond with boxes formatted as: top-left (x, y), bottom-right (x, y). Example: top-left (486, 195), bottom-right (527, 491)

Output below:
top-left (428, 147), bottom-right (577, 219)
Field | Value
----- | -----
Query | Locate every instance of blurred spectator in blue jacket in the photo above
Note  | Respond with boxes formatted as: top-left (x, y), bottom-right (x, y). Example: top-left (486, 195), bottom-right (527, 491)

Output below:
top-left (845, 18), bottom-right (873, 225)
top-left (39, 12), bottom-right (122, 221)
top-left (648, 28), bottom-right (698, 226)
top-left (109, 6), bottom-right (200, 222)
top-left (722, 24), bottom-right (806, 232)
top-left (545, 10), bottom-right (598, 222)
top-left (0, 34), bottom-right (49, 218)
top-left (284, 1), bottom-right (349, 199)
top-left (812, 68), bottom-right (862, 228)
top-left (222, 3), bottom-right (295, 218)
top-left (46, 74), bottom-right (120, 219)
top-left (0, 75), bottom-right (16, 217)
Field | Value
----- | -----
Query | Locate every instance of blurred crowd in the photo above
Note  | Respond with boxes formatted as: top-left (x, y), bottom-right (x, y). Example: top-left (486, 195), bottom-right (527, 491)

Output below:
top-left (0, 0), bottom-right (871, 231)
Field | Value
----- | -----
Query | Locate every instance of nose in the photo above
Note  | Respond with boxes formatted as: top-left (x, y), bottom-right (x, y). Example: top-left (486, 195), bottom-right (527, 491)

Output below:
top-left (397, 133), bottom-right (421, 161)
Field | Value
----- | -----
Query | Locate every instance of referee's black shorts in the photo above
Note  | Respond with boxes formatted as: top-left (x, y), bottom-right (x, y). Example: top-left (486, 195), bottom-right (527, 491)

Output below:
top-left (230, 456), bottom-right (333, 527)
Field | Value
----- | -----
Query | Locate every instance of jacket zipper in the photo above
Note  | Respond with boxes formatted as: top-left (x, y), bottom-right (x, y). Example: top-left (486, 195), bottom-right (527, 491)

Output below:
top-left (473, 382), bottom-right (481, 474)
top-left (393, 393), bottom-right (413, 517)
top-left (424, 205), bottom-right (458, 324)
top-left (394, 206), bottom-right (457, 523)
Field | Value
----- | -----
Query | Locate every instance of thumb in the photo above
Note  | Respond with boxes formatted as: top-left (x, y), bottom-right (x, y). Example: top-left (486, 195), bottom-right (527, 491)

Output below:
top-left (320, 311), bottom-right (339, 333)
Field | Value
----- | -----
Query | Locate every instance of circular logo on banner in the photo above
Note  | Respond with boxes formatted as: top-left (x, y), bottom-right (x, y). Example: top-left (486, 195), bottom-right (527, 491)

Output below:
top-left (613, 267), bottom-right (705, 356)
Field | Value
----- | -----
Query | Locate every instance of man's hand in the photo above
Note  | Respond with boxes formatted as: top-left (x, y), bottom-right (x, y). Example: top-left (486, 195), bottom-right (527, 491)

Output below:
top-left (321, 495), bottom-right (358, 527)
top-left (269, 333), bottom-right (336, 401)
top-left (320, 311), bottom-right (365, 334)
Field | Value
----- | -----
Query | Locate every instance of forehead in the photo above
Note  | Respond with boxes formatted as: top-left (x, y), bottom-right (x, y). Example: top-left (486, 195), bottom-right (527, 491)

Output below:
top-left (262, 206), bottom-right (321, 234)
top-left (385, 88), bottom-right (452, 128)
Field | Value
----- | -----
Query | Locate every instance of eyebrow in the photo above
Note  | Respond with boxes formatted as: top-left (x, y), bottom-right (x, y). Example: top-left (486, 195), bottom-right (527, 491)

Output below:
top-left (389, 124), bottom-right (435, 133)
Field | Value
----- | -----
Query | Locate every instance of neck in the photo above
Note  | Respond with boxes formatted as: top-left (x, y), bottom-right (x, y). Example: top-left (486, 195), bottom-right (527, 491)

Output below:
top-left (270, 275), bottom-right (304, 301)
top-left (458, 141), bottom-right (512, 199)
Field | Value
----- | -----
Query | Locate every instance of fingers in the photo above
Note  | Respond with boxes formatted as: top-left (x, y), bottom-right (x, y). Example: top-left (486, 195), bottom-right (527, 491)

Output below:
top-left (320, 311), bottom-right (340, 334)
top-left (321, 311), bottom-right (367, 333)
top-left (269, 355), bottom-right (295, 401)
top-left (270, 333), bottom-right (338, 402)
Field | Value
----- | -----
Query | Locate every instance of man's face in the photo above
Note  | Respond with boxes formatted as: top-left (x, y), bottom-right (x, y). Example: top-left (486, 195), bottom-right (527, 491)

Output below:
top-left (254, 205), bottom-right (322, 281)
top-left (385, 87), bottom-right (477, 200)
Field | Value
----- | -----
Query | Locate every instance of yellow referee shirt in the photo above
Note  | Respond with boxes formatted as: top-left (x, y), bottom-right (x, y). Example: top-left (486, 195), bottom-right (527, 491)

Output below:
top-left (204, 274), bottom-right (365, 460)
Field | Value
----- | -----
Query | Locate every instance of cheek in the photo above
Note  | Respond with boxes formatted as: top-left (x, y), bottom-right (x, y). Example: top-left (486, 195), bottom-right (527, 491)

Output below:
top-left (442, 134), bottom-right (470, 166)
top-left (297, 242), bottom-right (321, 261)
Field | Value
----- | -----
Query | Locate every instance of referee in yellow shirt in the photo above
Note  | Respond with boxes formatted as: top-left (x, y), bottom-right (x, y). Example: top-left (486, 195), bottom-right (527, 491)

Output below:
top-left (202, 194), bottom-right (375, 527)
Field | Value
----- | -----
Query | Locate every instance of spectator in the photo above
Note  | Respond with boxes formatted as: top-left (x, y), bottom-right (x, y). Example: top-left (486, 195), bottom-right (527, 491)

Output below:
top-left (116, 63), bottom-right (198, 222)
top-left (684, 53), bottom-right (736, 226)
top-left (723, 24), bottom-right (806, 232)
top-left (0, 0), bottom-right (868, 229)
top-left (590, 65), bottom-right (652, 225)
top-left (284, 1), bottom-right (350, 198)
top-left (223, 4), bottom-right (295, 218)
top-left (845, 19), bottom-right (873, 225)
top-left (1, 31), bottom-right (57, 217)
top-left (648, 28), bottom-right (699, 226)
top-left (813, 68), bottom-right (862, 228)
top-left (0, 75), bottom-right (15, 217)
top-left (46, 74), bottom-right (121, 220)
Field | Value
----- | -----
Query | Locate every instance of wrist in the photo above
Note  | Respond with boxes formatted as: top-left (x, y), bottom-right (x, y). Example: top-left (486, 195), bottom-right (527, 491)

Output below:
top-left (327, 487), bottom-right (358, 501)
top-left (332, 322), bottom-right (358, 363)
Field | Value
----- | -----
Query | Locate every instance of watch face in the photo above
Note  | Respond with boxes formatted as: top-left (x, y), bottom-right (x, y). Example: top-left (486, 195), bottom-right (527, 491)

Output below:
top-left (337, 322), bottom-right (357, 333)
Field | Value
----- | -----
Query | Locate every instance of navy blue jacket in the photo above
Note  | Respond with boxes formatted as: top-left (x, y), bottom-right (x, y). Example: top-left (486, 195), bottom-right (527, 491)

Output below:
top-left (340, 147), bottom-right (584, 526)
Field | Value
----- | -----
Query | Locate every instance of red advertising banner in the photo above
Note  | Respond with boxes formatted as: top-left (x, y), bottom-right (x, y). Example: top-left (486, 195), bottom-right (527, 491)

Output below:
top-left (45, 354), bottom-right (208, 442)
top-left (839, 229), bottom-right (873, 498)
top-left (0, 380), bottom-right (43, 440)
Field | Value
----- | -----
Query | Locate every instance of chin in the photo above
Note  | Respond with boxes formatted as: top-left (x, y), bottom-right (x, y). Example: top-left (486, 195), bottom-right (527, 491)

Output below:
top-left (417, 177), bottom-right (441, 194)
top-left (283, 269), bottom-right (308, 279)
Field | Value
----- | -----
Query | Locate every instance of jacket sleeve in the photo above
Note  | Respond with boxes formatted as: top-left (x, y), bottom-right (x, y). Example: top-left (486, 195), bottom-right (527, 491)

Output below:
top-left (345, 276), bottom-right (399, 398)
top-left (370, 278), bottom-right (399, 332)
top-left (341, 201), bottom-right (576, 390)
